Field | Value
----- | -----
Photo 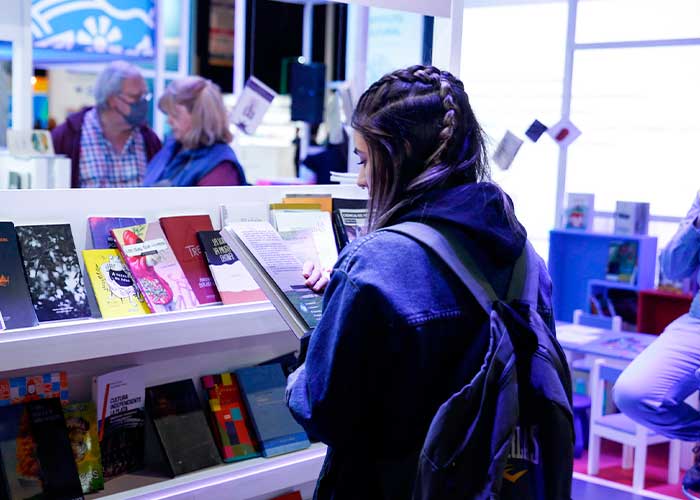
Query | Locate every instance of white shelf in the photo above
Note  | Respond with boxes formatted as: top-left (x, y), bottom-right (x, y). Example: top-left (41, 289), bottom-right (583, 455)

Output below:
top-left (0, 302), bottom-right (288, 372)
top-left (94, 444), bottom-right (327, 500)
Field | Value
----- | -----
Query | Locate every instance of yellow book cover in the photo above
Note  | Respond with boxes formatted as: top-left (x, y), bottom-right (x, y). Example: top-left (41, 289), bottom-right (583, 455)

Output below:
top-left (82, 249), bottom-right (150, 318)
top-left (283, 196), bottom-right (333, 213)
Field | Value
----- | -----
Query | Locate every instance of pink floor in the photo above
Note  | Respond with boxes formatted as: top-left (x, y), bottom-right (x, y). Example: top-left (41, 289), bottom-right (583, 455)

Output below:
top-left (574, 440), bottom-right (686, 498)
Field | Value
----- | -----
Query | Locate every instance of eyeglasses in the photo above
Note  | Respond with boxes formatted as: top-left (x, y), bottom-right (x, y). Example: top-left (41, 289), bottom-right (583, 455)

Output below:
top-left (119, 92), bottom-right (152, 103)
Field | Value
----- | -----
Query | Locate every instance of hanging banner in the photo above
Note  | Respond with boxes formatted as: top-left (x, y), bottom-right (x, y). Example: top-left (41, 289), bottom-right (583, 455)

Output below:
top-left (31, 0), bottom-right (155, 58)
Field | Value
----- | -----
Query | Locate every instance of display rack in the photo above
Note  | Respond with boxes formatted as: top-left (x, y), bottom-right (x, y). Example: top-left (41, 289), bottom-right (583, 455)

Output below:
top-left (0, 184), bottom-right (364, 499)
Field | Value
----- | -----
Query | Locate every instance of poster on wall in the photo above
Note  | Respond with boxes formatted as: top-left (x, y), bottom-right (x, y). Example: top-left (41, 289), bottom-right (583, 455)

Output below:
top-left (209, 0), bottom-right (235, 67)
top-left (31, 0), bottom-right (155, 58)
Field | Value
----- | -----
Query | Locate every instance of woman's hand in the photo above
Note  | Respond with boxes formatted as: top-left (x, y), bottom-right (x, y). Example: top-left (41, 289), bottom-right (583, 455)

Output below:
top-left (303, 261), bottom-right (330, 293)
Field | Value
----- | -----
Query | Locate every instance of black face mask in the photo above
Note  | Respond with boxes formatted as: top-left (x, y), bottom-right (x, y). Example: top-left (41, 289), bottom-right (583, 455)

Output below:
top-left (121, 96), bottom-right (149, 127)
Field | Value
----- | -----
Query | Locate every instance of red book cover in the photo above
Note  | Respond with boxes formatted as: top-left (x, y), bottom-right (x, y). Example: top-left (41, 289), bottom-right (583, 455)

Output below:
top-left (200, 373), bottom-right (259, 463)
top-left (160, 215), bottom-right (221, 305)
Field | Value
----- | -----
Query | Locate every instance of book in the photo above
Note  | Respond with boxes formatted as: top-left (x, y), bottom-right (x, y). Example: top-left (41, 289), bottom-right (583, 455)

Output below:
top-left (82, 249), bottom-right (150, 319)
top-left (145, 379), bottom-right (220, 476)
top-left (200, 373), bottom-right (260, 463)
top-left (331, 198), bottom-right (368, 251)
top-left (269, 203), bottom-right (338, 273)
top-left (88, 217), bottom-right (147, 250)
top-left (270, 493), bottom-right (302, 500)
top-left (614, 201), bottom-right (650, 236)
top-left (564, 193), bottom-right (594, 231)
top-left (220, 203), bottom-right (269, 228)
top-left (112, 223), bottom-right (199, 313)
top-left (220, 222), bottom-right (324, 339)
top-left (606, 240), bottom-right (639, 284)
top-left (0, 400), bottom-right (85, 500)
top-left (283, 194), bottom-right (333, 213)
top-left (92, 366), bottom-right (145, 480)
top-left (0, 371), bottom-right (69, 407)
top-left (64, 402), bottom-right (104, 494)
top-left (15, 224), bottom-right (92, 322)
top-left (26, 398), bottom-right (85, 500)
top-left (235, 364), bottom-right (310, 457)
top-left (0, 222), bottom-right (38, 330)
top-left (159, 215), bottom-right (221, 305)
top-left (197, 231), bottom-right (268, 305)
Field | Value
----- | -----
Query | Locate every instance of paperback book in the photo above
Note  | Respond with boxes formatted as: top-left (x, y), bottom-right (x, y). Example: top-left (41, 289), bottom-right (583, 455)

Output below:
top-left (235, 364), bottom-right (310, 457)
top-left (0, 371), bottom-right (69, 407)
top-left (201, 373), bottom-right (260, 462)
top-left (92, 366), bottom-right (145, 479)
top-left (563, 193), bottom-right (594, 231)
top-left (145, 379), bottom-right (220, 476)
top-left (614, 201), bottom-right (650, 236)
top-left (159, 215), bottom-right (220, 305)
top-left (0, 222), bottom-right (38, 330)
top-left (282, 194), bottom-right (333, 213)
top-left (63, 402), bottom-right (104, 494)
top-left (331, 198), bottom-right (368, 251)
top-left (83, 249), bottom-right (150, 318)
top-left (220, 222), bottom-right (324, 339)
top-left (15, 224), bottom-right (91, 322)
top-left (112, 223), bottom-right (199, 313)
top-left (606, 240), bottom-right (639, 284)
top-left (88, 217), bottom-right (146, 250)
top-left (220, 203), bottom-right (269, 228)
top-left (197, 231), bottom-right (267, 305)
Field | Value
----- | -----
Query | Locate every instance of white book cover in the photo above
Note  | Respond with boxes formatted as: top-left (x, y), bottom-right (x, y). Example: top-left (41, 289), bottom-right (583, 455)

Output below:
top-left (614, 201), bottom-right (650, 236)
top-left (92, 365), bottom-right (145, 436)
top-left (270, 208), bottom-right (338, 274)
top-left (220, 202), bottom-right (269, 228)
top-left (564, 193), bottom-right (595, 230)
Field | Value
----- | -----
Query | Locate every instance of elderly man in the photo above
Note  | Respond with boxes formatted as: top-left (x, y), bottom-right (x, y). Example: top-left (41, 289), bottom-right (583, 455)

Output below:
top-left (52, 61), bottom-right (161, 188)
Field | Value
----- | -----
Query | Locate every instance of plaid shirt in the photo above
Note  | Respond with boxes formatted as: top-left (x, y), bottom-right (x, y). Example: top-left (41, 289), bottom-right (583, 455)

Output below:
top-left (78, 108), bottom-right (147, 188)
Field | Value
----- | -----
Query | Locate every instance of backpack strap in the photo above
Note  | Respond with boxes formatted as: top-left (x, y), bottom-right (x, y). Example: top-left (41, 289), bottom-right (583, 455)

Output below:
top-left (382, 221), bottom-right (498, 314)
top-left (505, 242), bottom-right (540, 306)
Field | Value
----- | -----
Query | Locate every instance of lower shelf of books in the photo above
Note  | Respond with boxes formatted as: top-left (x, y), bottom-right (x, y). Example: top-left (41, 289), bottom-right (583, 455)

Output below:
top-left (94, 443), bottom-right (326, 500)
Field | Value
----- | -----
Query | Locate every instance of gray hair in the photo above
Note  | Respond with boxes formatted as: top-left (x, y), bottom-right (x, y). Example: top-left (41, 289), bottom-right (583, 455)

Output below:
top-left (94, 61), bottom-right (143, 110)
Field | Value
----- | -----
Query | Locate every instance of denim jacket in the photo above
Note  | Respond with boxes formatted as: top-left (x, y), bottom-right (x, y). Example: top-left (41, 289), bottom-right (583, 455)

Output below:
top-left (660, 190), bottom-right (700, 318)
top-left (286, 183), bottom-right (555, 500)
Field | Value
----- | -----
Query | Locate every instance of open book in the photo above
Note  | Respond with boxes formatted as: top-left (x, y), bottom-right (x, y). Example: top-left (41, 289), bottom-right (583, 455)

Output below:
top-left (220, 222), bottom-right (323, 339)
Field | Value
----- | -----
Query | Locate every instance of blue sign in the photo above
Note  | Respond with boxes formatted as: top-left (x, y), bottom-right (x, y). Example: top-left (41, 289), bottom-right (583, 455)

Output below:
top-left (31, 0), bottom-right (155, 58)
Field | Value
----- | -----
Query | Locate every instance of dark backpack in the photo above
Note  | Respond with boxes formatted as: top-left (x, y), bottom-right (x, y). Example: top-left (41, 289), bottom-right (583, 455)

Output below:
top-left (385, 222), bottom-right (573, 500)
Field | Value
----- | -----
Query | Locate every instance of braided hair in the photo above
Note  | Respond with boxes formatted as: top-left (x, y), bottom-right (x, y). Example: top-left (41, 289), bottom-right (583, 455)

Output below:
top-left (352, 65), bottom-right (489, 229)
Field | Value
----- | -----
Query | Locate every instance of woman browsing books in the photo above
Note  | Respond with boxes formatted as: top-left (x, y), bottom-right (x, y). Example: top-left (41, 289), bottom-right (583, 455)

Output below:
top-left (143, 76), bottom-right (247, 187)
top-left (286, 65), bottom-right (563, 499)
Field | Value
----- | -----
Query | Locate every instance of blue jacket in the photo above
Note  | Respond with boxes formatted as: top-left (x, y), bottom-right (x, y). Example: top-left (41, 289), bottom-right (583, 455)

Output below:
top-left (286, 182), bottom-right (555, 500)
top-left (660, 189), bottom-right (700, 317)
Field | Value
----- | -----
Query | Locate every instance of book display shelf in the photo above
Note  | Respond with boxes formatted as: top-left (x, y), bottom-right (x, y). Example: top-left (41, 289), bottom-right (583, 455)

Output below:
top-left (0, 185), bottom-right (364, 500)
top-left (548, 230), bottom-right (658, 324)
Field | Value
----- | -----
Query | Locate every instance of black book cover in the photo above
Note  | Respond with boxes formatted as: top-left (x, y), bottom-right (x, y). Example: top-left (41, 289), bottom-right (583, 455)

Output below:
top-left (0, 222), bottom-right (38, 329)
top-left (15, 224), bottom-right (91, 322)
top-left (331, 198), bottom-right (368, 252)
top-left (145, 379), bottom-right (220, 476)
top-left (26, 398), bottom-right (85, 500)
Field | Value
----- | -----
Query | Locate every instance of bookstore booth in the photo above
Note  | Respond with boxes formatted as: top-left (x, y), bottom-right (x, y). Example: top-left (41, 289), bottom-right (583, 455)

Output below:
top-left (1, 1), bottom-right (700, 500)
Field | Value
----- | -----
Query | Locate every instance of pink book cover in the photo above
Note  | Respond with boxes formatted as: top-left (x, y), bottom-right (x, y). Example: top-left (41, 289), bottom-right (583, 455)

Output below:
top-left (111, 223), bottom-right (199, 313)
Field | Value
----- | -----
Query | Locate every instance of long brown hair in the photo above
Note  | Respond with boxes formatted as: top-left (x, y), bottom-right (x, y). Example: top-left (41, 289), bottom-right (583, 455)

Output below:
top-left (352, 65), bottom-right (490, 229)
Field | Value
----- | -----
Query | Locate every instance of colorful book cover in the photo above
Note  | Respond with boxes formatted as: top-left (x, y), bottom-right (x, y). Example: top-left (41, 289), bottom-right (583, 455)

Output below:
top-left (197, 231), bottom-right (267, 305)
top-left (64, 402), bottom-right (104, 494)
top-left (235, 364), bottom-right (310, 458)
top-left (88, 217), bottom-right (146, 250)
top-left (145, 379), bottom-right (220, 476)
top-left (0, 371), bottom-right (69, 408)
top-left (564, 193), bottom-right (594, 231)
top-left (92, 366), bottom-right (145, 480)
top-left (605, 240), bottom-right (639, 284)
top-left (0, 399), bottom-right (86, 500)
top-left (159, 215), bottom-right (221, 305)
top-left (83, 249), bottom-right (150, 319)
top-left (282, 195), bottom-right (333, 213)
top-left (0, 222), bottom-right (38, 330)
top-left (201, 373), bottom-right (260, 462)
top-left (111, 223), bottom-right (199, 313)
top-left (15, 224), bottom-right (91, 322)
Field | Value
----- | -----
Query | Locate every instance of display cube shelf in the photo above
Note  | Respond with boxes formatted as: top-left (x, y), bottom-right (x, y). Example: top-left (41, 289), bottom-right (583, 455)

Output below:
top-left (638, 289), bottom-right (693, 335)
top-left (94, 443), bottom-right (327, 500)
top-left (548, 230), bottom-right (657, 322)
top-left (0, 302), bottom-right (287, 372)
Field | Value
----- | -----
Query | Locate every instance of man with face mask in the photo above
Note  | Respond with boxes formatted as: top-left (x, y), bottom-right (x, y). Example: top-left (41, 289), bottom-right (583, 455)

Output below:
top-left (52, 61), bottom-right (162, 188)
